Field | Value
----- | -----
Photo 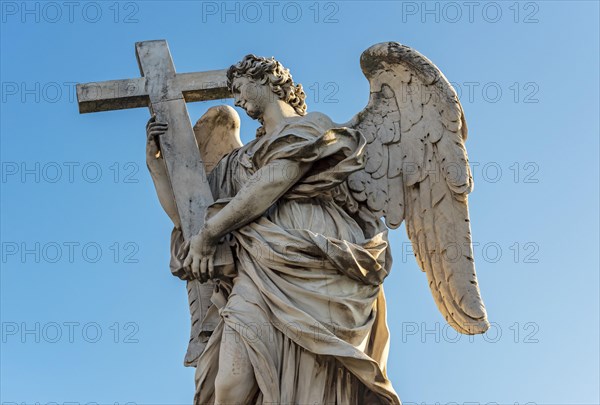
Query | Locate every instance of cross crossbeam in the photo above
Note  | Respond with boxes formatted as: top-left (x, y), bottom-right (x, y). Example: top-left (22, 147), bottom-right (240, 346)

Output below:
top-left (77, 70), bottom-right (230, 113)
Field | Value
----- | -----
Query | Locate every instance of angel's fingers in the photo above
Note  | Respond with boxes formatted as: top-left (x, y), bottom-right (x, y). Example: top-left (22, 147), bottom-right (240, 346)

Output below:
top-left (179, 241), bottom-right (190, 260)
top-left (182, 251), bottom-right (193, 277)
top-left (183, 252), bottom-right (192, 268)
top-left (147, 123), bottom-right (167, 133)
top-left (146, 115), bottom-right (156, 130)
top-left (207, 256), bottom-right (214, 280)
top-left (200, 257), bottom-right (208, 283)
top-left (149, 130), bottom-right (167, 137)
top-left (179, 268), bottom-right (191, 281)
top-left (191, 256), bottom-right (201, 280)
top-left (149, 127), bottom-right (168, 136)
top-left (183, 264), bottom-right (194, 280)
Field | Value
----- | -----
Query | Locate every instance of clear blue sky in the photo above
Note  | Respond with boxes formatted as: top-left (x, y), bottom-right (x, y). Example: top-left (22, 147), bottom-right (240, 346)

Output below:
top-left (1, 1), bottom-right (599, 404)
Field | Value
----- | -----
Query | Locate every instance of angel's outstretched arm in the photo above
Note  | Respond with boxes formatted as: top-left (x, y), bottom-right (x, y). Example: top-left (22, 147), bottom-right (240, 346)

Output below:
top-left (146, 116), bottom-right (181, 228)
top-left (207, 158), bottom-right (311, 240)
top-left (182, 158), bottom-right (311, 281)
top-left (146, 106), bottom-right (242, 230)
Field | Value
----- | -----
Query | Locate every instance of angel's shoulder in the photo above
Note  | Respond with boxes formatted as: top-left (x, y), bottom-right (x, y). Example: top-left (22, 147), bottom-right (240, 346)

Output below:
top-left (298, 111), bottom-right (335, 130)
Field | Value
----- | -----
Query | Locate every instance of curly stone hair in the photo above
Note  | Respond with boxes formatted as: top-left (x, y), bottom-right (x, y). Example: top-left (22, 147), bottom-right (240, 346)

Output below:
top-left (227, 54), bottom-right (307, 137)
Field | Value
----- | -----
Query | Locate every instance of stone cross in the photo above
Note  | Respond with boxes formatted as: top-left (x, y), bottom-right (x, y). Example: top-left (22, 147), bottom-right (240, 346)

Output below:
top-left (76, 39), bottom-right (232, 364)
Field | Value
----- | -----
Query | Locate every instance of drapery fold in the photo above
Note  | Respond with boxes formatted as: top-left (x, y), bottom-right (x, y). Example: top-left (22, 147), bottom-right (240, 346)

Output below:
top-left (171, 112), bottom-right (400, 404)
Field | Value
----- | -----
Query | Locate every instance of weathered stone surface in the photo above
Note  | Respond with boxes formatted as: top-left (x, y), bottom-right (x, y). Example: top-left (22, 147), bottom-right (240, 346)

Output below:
top-left (193, 105), bottom-right (242, 173)
top-left (78, 40), bottom-right (488, 405)
top-left (77, 39), bottom-right (233, 366)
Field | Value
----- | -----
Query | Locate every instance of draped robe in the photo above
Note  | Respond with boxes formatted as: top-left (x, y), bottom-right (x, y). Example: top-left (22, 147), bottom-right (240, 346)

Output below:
top-left (172, 112), bottom-right (400, 404)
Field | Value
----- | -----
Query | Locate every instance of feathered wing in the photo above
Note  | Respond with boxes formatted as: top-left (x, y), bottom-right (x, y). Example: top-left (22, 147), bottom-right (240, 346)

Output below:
top-left (343, 42), bottom-right (489, 334)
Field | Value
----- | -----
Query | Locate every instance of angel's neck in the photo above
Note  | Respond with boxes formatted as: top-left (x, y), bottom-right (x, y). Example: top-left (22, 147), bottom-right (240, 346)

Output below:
top-left (261, 100), bottom-right (300, 135)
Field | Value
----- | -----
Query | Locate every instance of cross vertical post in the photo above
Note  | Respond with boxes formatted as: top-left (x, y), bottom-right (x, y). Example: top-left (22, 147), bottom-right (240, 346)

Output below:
top-left (76, 39), bottom-right (232, 365)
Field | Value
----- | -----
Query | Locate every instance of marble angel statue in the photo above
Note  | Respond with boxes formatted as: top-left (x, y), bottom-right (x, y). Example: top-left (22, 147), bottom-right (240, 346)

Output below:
top-left (145, 42), bottom-right (489, 404)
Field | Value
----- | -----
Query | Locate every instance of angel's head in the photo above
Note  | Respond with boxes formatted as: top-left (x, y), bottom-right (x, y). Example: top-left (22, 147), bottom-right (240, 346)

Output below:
top-left (227, 54), bottom-right (307, 136)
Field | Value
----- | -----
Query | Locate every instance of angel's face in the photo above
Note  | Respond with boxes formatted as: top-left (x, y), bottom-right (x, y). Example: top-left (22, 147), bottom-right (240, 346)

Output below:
top-left (231, 76), bottom-right (271, 120)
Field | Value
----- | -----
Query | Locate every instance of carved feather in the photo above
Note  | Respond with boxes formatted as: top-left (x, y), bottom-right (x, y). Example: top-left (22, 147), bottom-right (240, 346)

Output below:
top-left (343, 42), bottom-right (489, 334)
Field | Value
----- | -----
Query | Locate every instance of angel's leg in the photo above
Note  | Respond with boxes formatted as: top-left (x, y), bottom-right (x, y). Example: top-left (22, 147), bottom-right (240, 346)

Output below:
top-left (214, 323), bottom-right (258, 404)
